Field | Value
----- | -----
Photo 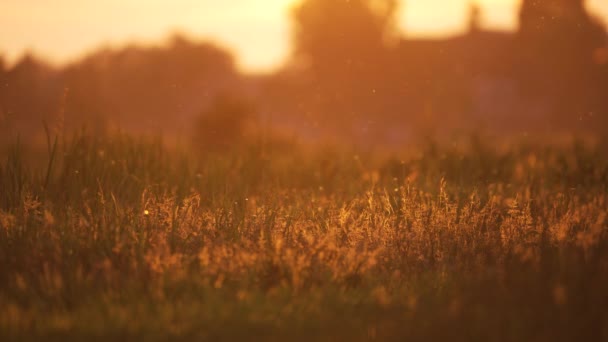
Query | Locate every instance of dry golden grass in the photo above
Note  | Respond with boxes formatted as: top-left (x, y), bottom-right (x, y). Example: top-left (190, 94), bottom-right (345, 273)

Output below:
top-left (0, 133), bottom-right (607, 341)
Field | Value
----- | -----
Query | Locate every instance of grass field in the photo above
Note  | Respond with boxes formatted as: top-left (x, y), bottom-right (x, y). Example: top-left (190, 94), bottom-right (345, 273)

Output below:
top-left (1, 133), bottom-right (607, 341)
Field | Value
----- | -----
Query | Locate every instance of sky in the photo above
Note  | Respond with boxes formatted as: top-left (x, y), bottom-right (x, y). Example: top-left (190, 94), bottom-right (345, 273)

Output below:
top-left (1, 0), bottom-right (607, 72)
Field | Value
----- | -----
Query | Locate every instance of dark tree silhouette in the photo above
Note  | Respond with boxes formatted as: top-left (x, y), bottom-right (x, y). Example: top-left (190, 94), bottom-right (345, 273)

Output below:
top-left (292, 0), bottom-right (398, 75)
top-left (61, 35), bottom-right (240, 134)
top-left (290, 0), bottom-right (401, 138)
top-left (1, 55), bottom-right (61, 132)
top-left (193, 94), bottom-right (256, 150)
top-left (0, 54), bottom-right (64, 145)
top-left (0, 55), bottom-right (6, 133)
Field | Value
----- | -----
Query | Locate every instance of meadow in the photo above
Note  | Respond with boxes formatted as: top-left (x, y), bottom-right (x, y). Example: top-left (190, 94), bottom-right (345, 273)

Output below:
top-left (1, 132), bottom-right (607, 341)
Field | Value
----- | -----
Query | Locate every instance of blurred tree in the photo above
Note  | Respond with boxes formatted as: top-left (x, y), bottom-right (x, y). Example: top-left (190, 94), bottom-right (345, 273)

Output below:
top-left (192, 94), bottom-right (256, 150)
top-left (62, 35), bottom-right (240, 134)
top-left (1, 55), bottom-right (61, 133)
top-left (290, 0), bottom-right (401, 138)
top-left (0, 55), bottom-right (6, 133)
top-left (292, 0), bottom-right (398, 75)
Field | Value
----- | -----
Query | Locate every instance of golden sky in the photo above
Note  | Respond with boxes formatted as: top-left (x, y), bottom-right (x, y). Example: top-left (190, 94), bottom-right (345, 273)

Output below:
top-left (1, 0), bottom-right (607, 72)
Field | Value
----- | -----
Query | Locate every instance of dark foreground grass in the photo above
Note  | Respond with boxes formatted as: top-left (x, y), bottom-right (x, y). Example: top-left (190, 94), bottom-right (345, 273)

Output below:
top-left (1, 133), bottom-right (607, 341)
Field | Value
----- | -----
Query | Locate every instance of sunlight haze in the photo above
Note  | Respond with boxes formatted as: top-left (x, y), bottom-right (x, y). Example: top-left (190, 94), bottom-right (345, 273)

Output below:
top-left (1, 0), bottom-right (607, 72)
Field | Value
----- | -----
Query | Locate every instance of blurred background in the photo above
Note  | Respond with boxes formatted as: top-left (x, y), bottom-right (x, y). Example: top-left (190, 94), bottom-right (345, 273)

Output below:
top-left (1, 0), bottom-right (607, 148)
